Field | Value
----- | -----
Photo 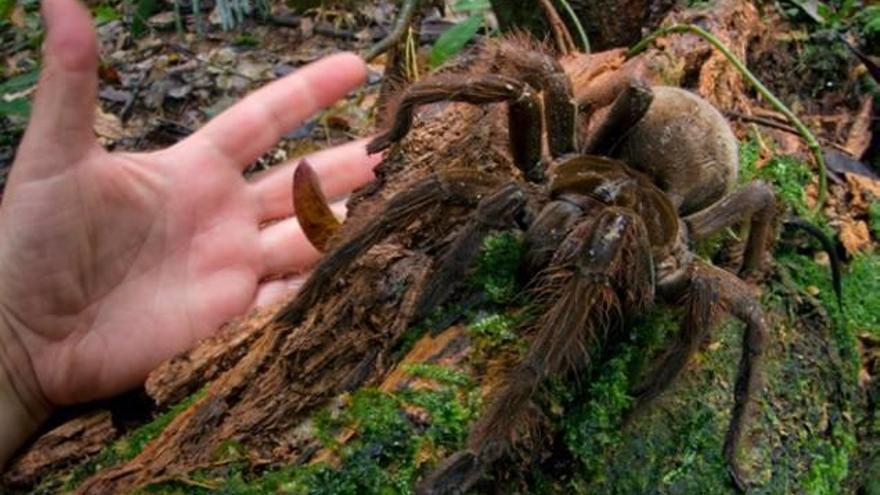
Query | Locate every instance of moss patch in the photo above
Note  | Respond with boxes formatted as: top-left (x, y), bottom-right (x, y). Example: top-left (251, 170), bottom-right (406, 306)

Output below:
top-left (142, 364), bottom-right (479, 495)
top-left (470, 231), bottom-right (524, 305)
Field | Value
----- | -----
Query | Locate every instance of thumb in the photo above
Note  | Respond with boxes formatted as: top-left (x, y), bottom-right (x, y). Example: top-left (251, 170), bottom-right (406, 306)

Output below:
top-left (18, 0), bottom-right (99, 172)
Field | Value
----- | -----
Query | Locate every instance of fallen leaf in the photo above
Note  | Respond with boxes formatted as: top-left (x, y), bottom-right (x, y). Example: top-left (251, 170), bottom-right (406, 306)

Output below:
top-left (846, 172), bottom-right (880, 213)
top-left (839, 218), bottom-right (871, 255)
top-left (844, 96), bottom-right (874, 159)
top-left (93, 106), bottom-right (127, 143)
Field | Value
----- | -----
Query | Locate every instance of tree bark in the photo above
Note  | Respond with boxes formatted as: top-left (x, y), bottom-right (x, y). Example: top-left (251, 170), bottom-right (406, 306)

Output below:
top-left (2, 1), bottom-right (872, 493)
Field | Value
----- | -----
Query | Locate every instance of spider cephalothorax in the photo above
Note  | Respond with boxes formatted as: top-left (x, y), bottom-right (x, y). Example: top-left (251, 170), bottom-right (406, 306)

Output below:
top-left (290, 37), bottom-right (777, 493)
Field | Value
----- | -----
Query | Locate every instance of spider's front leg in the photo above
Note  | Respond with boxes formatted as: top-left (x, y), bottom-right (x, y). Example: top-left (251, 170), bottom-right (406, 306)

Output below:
top-left (634, 261), bottom-right (768, 492)
top-left (416, 207), bottom-right (654, 495)
top-left (283, 166), bottom-right (526, 328)
top-left (367, 74), bottom-right (547, 181)
top-left (409, 180), bottom-right (527, 322)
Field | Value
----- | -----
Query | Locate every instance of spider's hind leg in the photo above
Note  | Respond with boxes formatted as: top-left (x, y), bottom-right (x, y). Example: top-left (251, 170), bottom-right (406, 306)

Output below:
top-left (417, 207), bottom-right (654, 495)
top-left (683, 180), bottom-right (776, 277)
top-left (635, 261), bottom-right (767, 492)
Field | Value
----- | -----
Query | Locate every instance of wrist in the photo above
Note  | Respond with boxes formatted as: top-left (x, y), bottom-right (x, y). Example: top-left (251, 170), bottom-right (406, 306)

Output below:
top-left (0, 313), bottom-right (52, 469)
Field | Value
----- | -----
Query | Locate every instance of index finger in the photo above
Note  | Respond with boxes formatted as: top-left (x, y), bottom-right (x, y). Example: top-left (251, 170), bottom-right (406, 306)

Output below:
top-left (176, 52), bottom-right (367, 169)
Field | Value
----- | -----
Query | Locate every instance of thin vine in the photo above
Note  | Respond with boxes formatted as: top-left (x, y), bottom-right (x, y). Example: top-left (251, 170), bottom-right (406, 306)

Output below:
top-left (557, 0), bottom-right (591, 53)
top-left (628, 24), bottom-right (828, 213)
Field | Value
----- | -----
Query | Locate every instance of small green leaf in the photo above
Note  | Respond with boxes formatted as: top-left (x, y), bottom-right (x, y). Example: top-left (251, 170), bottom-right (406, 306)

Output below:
top-left (0, 69), bottom-right (39, 93)
top-left (0, 97), bottom-right (31, 118)
top-left (429, 14), bottom-right (483, 68)
top-left (131, 0), bottom-right (161, 37)
top-left (92, 5), bottom-right (120, 25)
top-left (452, 0), bottom-right (490, 12)
top-left (1, 69), bottom-right (38, 118)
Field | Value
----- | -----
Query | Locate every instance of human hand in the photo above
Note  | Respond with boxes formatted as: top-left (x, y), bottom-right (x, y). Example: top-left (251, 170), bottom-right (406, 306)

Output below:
top-left (0, 0), bottom-right (380, 456)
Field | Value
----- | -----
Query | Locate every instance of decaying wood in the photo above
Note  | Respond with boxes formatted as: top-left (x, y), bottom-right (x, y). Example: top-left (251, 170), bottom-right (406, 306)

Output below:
top-left (145, 305), bottom-right (280, 408)
top-left (312, 324), bottom-right (472, 466)
top-left (2, 411), bottom-right (115, 488)
top-left (78, 244), bottom-right (438, 493)
top-left (2, 1), bottom-right (799, 491)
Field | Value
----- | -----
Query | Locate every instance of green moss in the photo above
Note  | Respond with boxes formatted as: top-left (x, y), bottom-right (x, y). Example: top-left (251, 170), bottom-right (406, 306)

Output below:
top-left (278, 380), bottom-right (478, 494)
top-left (467, 312), bottom-right (520, 346)
top-left (67, 388), bottom-right (207, 489)
top-left (563, 349), bottom-right (634, 479)
top-left (471, 231), bottom-right (524, 305)
top-left (758, 155), bottom-right (813, 216)
top-left (738, 137), bottom-right (761, 184)
top-left (840, 254), bottom-right (880, 336)
top-left (147, 363), bottom-right (480, 495)
top-left (738, 139), bottom-right (824, 223)
top-left (870, 202), bottom-right (880, 239)
top-left (778, 250), bottom-right (880, 338)
top-left (402, 363), bottom-right (472, 388)
top-left (803, 425), bottom-right (857, 495)
top-left (559, 306), bottom-right (679, 485)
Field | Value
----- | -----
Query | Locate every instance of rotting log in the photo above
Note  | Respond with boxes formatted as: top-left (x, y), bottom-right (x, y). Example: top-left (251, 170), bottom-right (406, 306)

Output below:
top-left (1, 0), bottom-right (873, 493)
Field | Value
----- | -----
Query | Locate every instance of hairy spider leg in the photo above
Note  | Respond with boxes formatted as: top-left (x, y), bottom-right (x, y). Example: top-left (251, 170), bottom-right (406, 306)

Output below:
top-left (367, 74), bottom-right (544, 181)
top-left (717, 262), bottom-right (769, 493)
top-left (520, 199), bottom-right (585, 279)
top-left (581, 79), bottom-right (654, 155)
top-left (416, 208), bottom-right (654, 495)
top-left (683, 180), bottom-right (776, 277)
top-left (633, 260), bottom-right (767, 492)
top-left (632, 264), bottom-right (721, 405)
top-left (276, 169), bottom-right (503, 327)
top-left (369, 37), bottom-right (581, 179)
top-left (489, 37), bottom-right (577, 157)
top-left (410, 182), bottom-right (527, 322)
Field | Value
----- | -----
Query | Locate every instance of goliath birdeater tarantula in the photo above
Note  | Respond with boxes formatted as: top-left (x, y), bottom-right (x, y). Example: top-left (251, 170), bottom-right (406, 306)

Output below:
top-left (288, 39), bottom-right (777, 493)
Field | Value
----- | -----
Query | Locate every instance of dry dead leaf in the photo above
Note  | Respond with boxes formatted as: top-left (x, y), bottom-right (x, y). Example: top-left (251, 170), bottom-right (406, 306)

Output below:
top-left (93, 106), bottom-right (127, 143)
top-left (840, 217), bottom-right (871, 255)
top-left (844, 96), bottom-right (874, 159)
top-left (846, 172), bottom-right (880, 213)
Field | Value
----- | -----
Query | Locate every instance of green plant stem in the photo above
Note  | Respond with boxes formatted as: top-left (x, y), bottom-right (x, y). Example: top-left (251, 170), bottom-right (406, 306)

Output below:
top-left (172, 0), bottom-right (183, 34)
top-left (628, 24), bottom-right (827, 213)
top-left (557, 0), bottom-right (590, 53)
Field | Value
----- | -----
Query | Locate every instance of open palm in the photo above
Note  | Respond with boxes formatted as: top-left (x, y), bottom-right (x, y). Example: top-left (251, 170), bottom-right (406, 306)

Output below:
top-left (0, 0), bottom-right (379, 407)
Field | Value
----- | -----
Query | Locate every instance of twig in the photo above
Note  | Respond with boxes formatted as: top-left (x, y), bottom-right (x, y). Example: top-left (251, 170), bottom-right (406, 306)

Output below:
top-left (120, 72), bottom-right (146, 123)
top-left (725, 111), bottom-right (800, 136)
top-left (364, 0), bottom-right (420, 63)
top-left (405, 25), bottom-right (420, 81)
top-left (538, 0), bottom-right (577, 55)
top-left (557, 0), bottom-right (590, 54)
top-left (172, 0), bottom-right (184, 34)
top-left (628, 24), bottom-right (828, 214)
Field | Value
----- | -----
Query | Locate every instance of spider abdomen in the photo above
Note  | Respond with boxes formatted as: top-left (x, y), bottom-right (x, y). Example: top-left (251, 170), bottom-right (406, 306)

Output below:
top-left (614, 86), bottom-right (739, 215)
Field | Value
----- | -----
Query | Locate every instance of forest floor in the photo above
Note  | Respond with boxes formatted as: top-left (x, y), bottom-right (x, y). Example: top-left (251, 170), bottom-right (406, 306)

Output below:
top-left (1, 0), bottom-right (880, 493)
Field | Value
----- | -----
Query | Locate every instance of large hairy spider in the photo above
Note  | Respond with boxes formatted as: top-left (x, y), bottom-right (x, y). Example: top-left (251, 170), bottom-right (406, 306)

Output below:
top-left (287, 39), bottom-right (777, 493)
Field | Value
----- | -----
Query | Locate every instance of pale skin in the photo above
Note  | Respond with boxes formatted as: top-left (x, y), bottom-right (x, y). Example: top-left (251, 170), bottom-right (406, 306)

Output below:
top-left (0, 0), bottom-right (381, 466)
